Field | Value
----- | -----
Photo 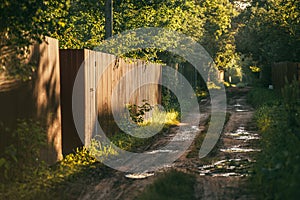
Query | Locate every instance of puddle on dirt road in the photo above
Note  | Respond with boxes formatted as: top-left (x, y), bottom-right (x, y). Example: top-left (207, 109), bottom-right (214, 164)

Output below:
top-left (125, 172), bottom-right (155, 179)
top-left (146, 149), bottom-right (178, 154)
top-left (225, 127), bottom-right (260, 141)
top-left (171, 126), bottom-right (200, 141)
top-left (199, 158), bottom-right (254, 177)
top-left (233, 103), bottom-right (249, 112)
top-left (199, 124), bottom-right (260, 177)
top-left (220, 145), bottom-right (261, 153)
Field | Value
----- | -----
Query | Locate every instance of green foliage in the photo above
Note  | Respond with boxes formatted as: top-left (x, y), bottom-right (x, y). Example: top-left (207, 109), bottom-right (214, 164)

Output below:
top-left (1, 0), bottom-right (244, 82)
top-left (136, 170), bottom-right (196, 200)
top-left (247, 87), bottom-right (280, 108)
top-left (60, 147), bottom-right (97, 167)
top-left (281, 78), bottom-right (300, 110)
top-left (151, 109), bottom-right (179, 126)
top-left (0, 119), bottom-right (46, 181)
top-left (127, 99), bottom-right (153, 123)
top-left (48, 0), bottom-right (105, 49)
top-left (250, 83), bottom-right (300, 199)
top-left (109, 132), bottom-right (150, 151)
top-left (0, 145), bottom-right (109, 199)
top-left (251, 105), bottom-right (300, 199)
top-left (236, 0), bottom-right (300, 65)
top-left (0, 0), bottom-right (70, 80)
top-left (161, 86), bottom-right (180, 112)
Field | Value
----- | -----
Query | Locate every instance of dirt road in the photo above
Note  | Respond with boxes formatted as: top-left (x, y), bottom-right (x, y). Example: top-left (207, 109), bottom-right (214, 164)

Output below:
top-left (79, 88), bottom-right (258, 200)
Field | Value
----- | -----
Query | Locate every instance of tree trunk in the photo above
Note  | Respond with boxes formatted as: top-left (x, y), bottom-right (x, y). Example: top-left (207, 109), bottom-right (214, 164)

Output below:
top-left (105, 0), bottom-right (113, 39)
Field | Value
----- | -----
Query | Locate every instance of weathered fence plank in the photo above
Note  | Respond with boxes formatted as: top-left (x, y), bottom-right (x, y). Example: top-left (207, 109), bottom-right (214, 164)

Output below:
top-left (272, 62), bottom-right (300, 89)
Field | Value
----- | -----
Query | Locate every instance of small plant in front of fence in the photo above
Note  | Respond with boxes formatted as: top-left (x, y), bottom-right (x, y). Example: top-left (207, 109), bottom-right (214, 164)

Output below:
top-left (126, 99), bottom-right (153, 123)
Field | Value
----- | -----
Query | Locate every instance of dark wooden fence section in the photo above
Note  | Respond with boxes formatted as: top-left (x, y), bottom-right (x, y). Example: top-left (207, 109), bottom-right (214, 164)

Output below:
top-left (272, 62), bottom-right (300, 89)
top-left (0, 37), bottom-right (62, 164)
top-left (60, 50), bottom-right (162, 154)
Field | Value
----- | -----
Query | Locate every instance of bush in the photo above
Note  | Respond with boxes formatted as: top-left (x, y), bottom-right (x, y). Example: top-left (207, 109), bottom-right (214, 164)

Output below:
top-left (249, 81), bottom-right (300, 199)
top-left (0, 119), bottom-right (46, 181)
top-left (247, 87), bottom-right (280, 108)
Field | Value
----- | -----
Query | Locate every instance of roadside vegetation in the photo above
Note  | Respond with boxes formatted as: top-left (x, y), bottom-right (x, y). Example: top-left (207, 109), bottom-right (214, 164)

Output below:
top-left (0, 99), bottom-right (180, 199)
top-left (136, 170), bottom-right (196, 200)
top-left (247, 80), bottom-right (300, 199)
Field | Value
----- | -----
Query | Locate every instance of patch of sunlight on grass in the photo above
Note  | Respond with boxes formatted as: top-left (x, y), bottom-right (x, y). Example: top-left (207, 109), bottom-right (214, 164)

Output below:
top-left (88, 138), bottom-right (119, 161)
top-left (140, 107), bottom-right (179, 126)
top-left (207, 81), bottom-right (222, 90)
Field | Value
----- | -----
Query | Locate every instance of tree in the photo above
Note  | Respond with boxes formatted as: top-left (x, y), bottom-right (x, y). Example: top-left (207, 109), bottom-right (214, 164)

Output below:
top-left (0, 0), bottom-right (45, 79)
top-left (236, 0), bottom-right (300, 64)
top-left (105, 0), bottom-right (113, 39)
top-left (0, 0), bottom-right (71, 79)
top-left (110, 0), bottom-right (206, 62)
top-left (48, 0), bottom-right (105, 49)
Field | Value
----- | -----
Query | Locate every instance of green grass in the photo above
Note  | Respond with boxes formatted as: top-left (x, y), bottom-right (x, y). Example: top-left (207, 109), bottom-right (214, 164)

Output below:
top-left (0, 109), bottom-right (181, 199)
top-left (0, 146), bottom-right (114, 200)
top-left (247, 87), bottom-right (279, 108)
top-left (248, 83), bottom-right (300, 199)
top-left (136, 170), bottom-right (196, 200)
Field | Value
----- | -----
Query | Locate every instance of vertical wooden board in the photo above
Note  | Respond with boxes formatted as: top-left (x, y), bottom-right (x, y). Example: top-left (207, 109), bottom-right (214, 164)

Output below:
top-left (60, 49), bottom-right (84, 155)
top-left (45, 37), bottom-right (62, 162)
top-left (150, 64), bottom-right (154, 104)
top-left (148, 64), bottom-right (152, 105)
top-left (95, 52), bottom-right (101, 116)
top-left (108, 55), bottom-right (113, 130)
top-left (158, 64), bottom-right (162, 104)
top-left (148, 63), bottom-right (153, 105)
top-left (35, 37), bottom-right (50, 161)
top-left (134, 61), bottom-right (139, 105)
top-left (133, 61), bottom-right (138, 104)
top-left (83, 50), bottom-right (88, 144)
top-left (120, 59), bottom-right (126, 111)
top-left (125, 61), bottom-right (130, 105)
top-left (155, 64), bottom-right (161, 104)
top-left (103, 53), bottom-right (109, 132)
top-left (95, 52), bottom-right (102, 132)
top-left (111, 58), bottom-right (116, 125)
top-left (140, 61), bottom-right (145, 104)
top-left (90, 50), bottom-right (96, 142)
top-left (85, 49), bottom-right (97, 144)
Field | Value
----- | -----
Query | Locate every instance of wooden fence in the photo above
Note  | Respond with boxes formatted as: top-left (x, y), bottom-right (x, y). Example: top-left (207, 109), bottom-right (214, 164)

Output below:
top-left (0, 38), bottom-right (162, 159)
top-left (60, 50), bottom-right (162, 154)
top-left (0, 37), bottom-right (62, 164)
top-left (272, 62), bottom-right (300, 89)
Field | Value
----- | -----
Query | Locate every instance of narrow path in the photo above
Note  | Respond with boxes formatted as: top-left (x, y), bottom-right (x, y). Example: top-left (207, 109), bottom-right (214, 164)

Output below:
top-left (193, 88), bottom-right (258, 199)
top-left (79, 88), bottom-right (258, 199)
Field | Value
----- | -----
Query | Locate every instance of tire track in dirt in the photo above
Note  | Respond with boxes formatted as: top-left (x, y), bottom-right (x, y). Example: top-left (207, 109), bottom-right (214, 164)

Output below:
top-left (79, 88), bottom-right (257, 200)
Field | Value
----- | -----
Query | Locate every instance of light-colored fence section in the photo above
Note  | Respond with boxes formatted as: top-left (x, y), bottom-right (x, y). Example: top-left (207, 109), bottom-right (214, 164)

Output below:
top-left (272, 62), bottom-right (300, 89)
top-left (0, 36), bottom-right (62, 164)
top-left (60, 49), bottom-right (162, 154)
